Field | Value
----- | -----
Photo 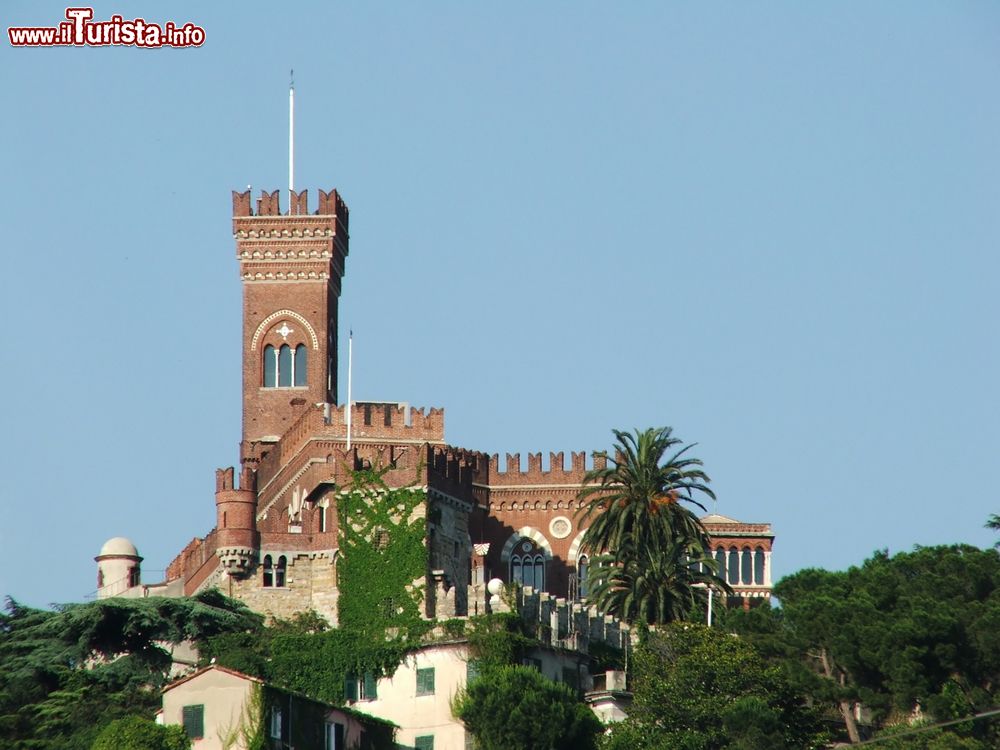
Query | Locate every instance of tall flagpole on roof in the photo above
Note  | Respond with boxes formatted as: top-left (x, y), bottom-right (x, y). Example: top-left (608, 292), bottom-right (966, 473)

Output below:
top-left (288, 69), bottom-right (295, 204)
top-left (346, 329), bottom-right (353, 451)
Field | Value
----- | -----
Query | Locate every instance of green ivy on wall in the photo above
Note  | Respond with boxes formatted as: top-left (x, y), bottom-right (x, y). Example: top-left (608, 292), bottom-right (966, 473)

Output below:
top-left (467, 612), bottom-right (538, 670)
top-left (337, 467), bottom-right (430, 640)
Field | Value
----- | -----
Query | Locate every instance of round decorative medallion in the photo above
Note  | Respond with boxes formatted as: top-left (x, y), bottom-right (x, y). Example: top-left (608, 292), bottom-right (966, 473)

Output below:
top-left (549, 516), bottom-right (572, 539)
top-left (521, 541), bottom-right (533, 552)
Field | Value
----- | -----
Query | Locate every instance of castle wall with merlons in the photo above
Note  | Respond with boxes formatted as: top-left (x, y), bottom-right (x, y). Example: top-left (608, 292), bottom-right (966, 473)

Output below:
top-left (195, 550), bottom-right (341, 625)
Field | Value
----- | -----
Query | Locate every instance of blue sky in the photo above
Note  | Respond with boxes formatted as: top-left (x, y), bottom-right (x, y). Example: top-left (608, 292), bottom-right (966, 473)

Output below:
top-left (2, 2), bottom-right (998, 607)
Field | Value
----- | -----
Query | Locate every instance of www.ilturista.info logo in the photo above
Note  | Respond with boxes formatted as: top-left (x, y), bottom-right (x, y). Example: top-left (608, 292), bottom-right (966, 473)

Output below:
top-left (8, 7), bottom-right (205, 48)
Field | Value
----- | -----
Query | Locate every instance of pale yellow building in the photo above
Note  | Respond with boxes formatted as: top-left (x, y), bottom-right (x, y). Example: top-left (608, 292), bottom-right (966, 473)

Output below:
top-left (160, 665), bottom-right (395, 750)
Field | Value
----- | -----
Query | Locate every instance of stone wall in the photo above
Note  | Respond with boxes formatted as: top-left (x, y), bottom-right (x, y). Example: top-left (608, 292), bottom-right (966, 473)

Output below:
top-left (196, 550), bottom-right (340, 625)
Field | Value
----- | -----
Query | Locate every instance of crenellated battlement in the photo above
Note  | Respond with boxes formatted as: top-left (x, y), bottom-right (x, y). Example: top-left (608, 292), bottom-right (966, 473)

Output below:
top-left (232, 187), bottom-right (350, 225)
top-left (429, 446), bottom-right (485, 499)
top-left (324, 401), bottom-right (445, 442)
top-left (215, 465), bottom-right (256, 493)
top-left (476, 451), bottom-right (607, 486)
top-left (515, 585), bottom-right (631, 651)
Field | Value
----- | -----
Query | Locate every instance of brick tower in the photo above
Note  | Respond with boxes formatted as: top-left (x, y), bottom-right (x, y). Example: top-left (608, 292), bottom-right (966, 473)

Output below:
top-left (232, 188), bottom-right (350, 467)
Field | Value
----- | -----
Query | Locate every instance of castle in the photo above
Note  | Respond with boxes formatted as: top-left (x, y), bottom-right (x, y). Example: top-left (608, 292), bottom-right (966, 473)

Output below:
top-left (96, 186), bottom-right (775, 625)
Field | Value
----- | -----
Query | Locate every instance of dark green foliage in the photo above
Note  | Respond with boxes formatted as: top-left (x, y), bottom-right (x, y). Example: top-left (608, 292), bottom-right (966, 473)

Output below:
top-left (730, 545), bottom-right (1000, 746)
top-left (587, 541), bottom-right (722, 628)
top-left (588, 640), bottom-right (625, 672)
top-left (601, 623), bottom-right (827, 750)
top-left (336, 468), bottom-right (430, 639)
top-left (868, 720), bottom-right (991, 749)
top-left (466, 613), bottom-right (537, 670)
top-left (0, 591), bottom-right (259, 750)
top-left (454, 665), bottom-right (602, 750)
top-left (90, 715), bottom-right (189, 750)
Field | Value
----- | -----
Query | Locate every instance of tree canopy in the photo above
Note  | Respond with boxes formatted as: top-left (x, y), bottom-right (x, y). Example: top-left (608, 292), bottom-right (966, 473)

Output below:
top-left (90, 716), bottom-right (189, 750)
top-left (602, 622), bottom-right (827, 750)
top-left (0, 591), bottom-right (260, 750)
top-left (729, 544), bottom-right (1000, 746)
top-left (454, 664), bottom-right (602, 750)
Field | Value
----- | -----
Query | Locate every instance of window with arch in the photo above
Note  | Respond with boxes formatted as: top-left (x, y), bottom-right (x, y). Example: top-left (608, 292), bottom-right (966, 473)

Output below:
top-left (262, 555), bottom-right (273, 587)
top-left (715, 548), bottom-right (726, 582)
top-left (577, 554), bottom-right (589, 598)
top-left (754, 548), bottom-right (765, 585)
top-left (510, 539), bottom-right (545, 591)
top-left (728, 547), bottom-right (740, 584)
top-left (741, 548), bottom-right (753, 585)
top-left (275, 555), bottom-right (287, 587)
top-left (263, 344), bottom-right (307, 387)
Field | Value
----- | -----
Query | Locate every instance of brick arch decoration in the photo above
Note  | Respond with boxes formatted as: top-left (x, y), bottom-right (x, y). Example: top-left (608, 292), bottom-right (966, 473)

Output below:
top-left (500, 527), bottom-right (553, 564)
top-left (567, 530), bottom-right (588, 565)
top-left (250, 309), bottom-right (320, 351)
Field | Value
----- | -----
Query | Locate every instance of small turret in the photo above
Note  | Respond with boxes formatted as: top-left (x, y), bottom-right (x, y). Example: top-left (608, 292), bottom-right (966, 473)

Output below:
top-left (215, 465), bottom-right (259, 576)
top-left (95, 537), bottom-right (142, 598)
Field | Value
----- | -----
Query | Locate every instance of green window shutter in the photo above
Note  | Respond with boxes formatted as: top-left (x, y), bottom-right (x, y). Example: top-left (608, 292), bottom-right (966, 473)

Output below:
top-left (415, 735), bottom-right (434, 750)
top-left (344, 674), bottom-right (359, 702)
top-left (363, 671), bottom-right (378, 700)
top-left (416, 667), bottom-right (435, 695)
top-left (182, 704), bottom-right (204, 739)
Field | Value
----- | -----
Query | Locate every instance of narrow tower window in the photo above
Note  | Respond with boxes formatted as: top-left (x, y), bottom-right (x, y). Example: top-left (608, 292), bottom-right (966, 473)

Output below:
top-left (728, 547), bottom-right (740, 584)
top-left (263, 346), bottom-right (277, 387)
top-left (262, 555), bottom-right (273, 587)
top-left (294, 345), bottom-right (307, 386)
top-left (278, 345), bottom-right (292, 387)
top-left (754, 548), bottom-right (766, 585)
top-left (577, 554), bottom-right (589, 598)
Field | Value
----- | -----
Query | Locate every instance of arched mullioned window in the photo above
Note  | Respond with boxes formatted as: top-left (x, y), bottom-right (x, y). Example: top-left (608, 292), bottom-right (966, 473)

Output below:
top-left (754, 548), bottom-right (765, 585)
top-left (715, 548), bottom-right (727, 582)
top-left (728, 547), bottom-right (740, 584)
top-left (275, 555), bottom-right (287, 587)
top-left (262, 343), bottom-right (308, 388)
top-left (510, 539), bottom-right (545, 591)
top-left (262, 555), bottom-right (274, 587)
top-left (741, 548), bottom-right (753, 585)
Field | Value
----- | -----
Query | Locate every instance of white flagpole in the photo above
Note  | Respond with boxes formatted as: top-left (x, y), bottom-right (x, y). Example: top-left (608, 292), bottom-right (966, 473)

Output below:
top-left (346, 330), bottom-right (353, 451)
top-left (288, 70), bottom-right (295, 203)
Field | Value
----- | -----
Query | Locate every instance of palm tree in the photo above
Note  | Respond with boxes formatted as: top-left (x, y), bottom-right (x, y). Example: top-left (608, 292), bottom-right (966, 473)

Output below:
top-left (586, 540), bottom-right (726, 626)
top-left (987, 515), bottom-right (1000, 545)
top-left (577, 427), bottom-right (715, 560)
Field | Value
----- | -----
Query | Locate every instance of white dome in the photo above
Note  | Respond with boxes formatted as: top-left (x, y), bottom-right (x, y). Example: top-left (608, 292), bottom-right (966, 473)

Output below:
top-left (98, 536), bottom-right (139, 558)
